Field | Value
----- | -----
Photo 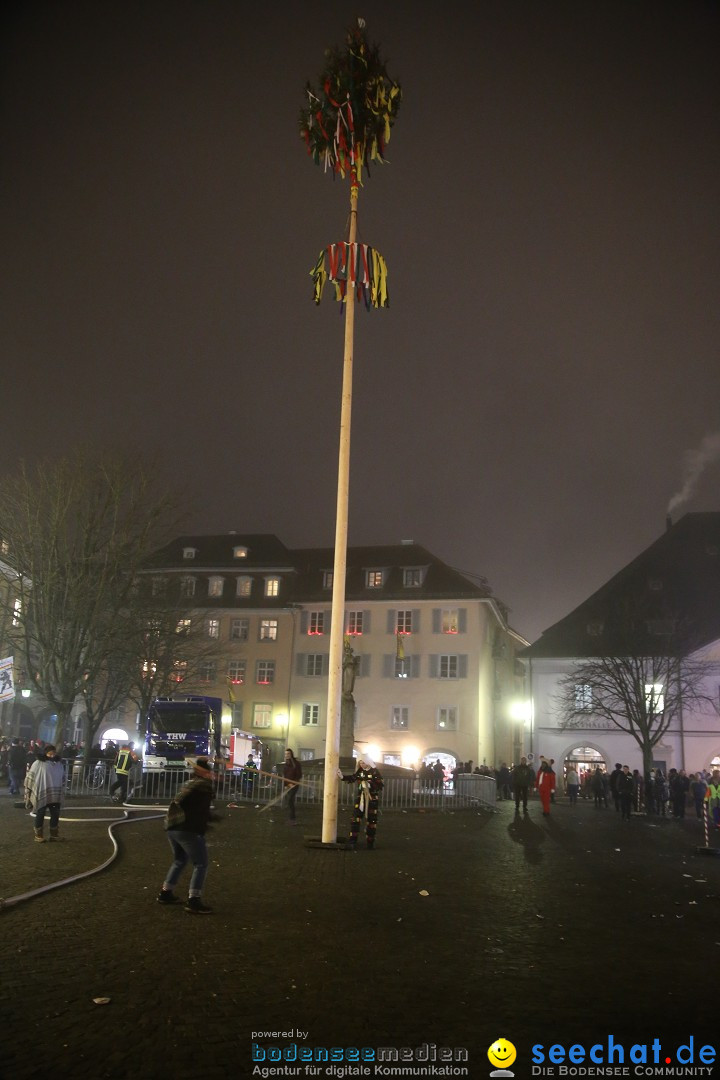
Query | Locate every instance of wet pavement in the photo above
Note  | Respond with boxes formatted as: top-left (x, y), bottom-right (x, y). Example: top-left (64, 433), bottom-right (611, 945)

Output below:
top-left (1, 788), bottom-right (719, 1080)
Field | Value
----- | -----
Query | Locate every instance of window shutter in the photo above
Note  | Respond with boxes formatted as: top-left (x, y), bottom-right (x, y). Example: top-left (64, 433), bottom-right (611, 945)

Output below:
top-left (325, 610), bottom-right (332, 633)
top-left (432, 609), bottom-right (440, 634)
top-left (412, 609), bottom-right (421, 633)
top-left (429, 654), bottom-right (439, 678)
top-left (458, 608), bottom-right (467, 633)
top-left (459, 655), bottom-right (468, 678)
top-left (363, 610), bottom-right (371, 633)
top-left (411, 655), bottom-right (421, 678)
top-left (301, 612), bottom-right (309, 634)
top-left (296, 655), bottom-right (306, 676)
top-left (322, 654), bottom-right (330, 676)
top-left (383, 655), bottom-right (394, 678)
top-left (387, 609), bottom-right (396, 634)
top-left (359, 654), bottom-right (371, 677)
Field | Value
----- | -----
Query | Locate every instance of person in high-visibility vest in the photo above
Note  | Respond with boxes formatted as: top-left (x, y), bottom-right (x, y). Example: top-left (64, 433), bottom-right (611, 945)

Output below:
top-left (110, 744), bottom-right (138, 803)
top-left (706, 770), bottom-right (720, 828)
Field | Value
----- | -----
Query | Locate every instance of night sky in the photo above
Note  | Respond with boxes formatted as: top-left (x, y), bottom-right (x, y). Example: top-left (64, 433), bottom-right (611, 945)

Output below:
top-left (2, 0), bottom-right (718, 643)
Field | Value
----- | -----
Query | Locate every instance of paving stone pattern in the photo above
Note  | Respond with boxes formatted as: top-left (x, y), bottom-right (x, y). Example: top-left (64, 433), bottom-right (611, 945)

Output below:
top-left (1, 790), bottom-right (719, 1080)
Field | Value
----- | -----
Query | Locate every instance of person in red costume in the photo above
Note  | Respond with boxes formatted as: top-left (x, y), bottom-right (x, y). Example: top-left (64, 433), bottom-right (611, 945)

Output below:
top-left (536, 758), bottom-right (556, 817)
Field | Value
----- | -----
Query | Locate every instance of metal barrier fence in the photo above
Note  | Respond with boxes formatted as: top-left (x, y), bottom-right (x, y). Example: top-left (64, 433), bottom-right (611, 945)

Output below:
top-left (65, 765), bottom-right (497, 813)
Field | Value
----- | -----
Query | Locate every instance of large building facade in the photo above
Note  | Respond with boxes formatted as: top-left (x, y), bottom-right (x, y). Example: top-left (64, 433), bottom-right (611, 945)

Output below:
top-left (138, 535), bottom-right (528, 770)
top-left (522, 513), bottom-right (720, 779)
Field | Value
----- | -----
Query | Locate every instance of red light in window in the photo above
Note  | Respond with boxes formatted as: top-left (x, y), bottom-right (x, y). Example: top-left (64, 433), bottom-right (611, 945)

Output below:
top-left (308, 630), bottom-right (323, 635)
top-left (230, 678), bottom-right (244, 685)
top-left (257, 678), bottom-right (271, 685)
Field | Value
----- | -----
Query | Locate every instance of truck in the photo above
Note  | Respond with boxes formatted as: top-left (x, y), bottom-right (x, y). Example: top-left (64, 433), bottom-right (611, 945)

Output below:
top-left (143, 695), bottom-right (222, 770)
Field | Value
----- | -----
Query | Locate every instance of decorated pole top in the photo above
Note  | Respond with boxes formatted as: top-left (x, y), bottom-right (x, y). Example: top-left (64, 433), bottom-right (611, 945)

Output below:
top-left (299, 18), bottom-right (402, 186)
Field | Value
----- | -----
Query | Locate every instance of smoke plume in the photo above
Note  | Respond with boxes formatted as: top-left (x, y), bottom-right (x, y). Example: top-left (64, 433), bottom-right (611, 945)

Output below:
top-left (667, 431), bottom-right (720, 515)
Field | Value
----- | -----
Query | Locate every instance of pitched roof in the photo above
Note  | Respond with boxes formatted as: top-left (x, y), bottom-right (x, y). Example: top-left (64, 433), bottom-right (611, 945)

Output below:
top-left (144, 536), bottom-right (499, 607)
top-left (522, 513), bottom-right (720, 659)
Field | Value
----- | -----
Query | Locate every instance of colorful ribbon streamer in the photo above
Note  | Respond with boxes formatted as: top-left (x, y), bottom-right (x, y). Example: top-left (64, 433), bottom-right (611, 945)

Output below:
top-left (310, 242), bottom-right (389, 309)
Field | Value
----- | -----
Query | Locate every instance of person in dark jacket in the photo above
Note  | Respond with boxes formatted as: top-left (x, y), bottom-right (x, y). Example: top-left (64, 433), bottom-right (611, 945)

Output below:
top-left (511, 757), bottom-right (535, 814)
top-left (8, 738), bottom-right (27, 795)
top-left (282, 749), bottom-right (303, 823)
top-left (609, 764), bottom-right (623, 812)
top-left (617, 764), bottom-right (634, 821)
top-left (157, 758), bottom-right (221, 913)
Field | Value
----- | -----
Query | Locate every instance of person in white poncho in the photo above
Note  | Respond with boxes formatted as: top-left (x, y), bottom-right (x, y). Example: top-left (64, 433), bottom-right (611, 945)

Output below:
top-left (24, 744), bottom-right (66, 843)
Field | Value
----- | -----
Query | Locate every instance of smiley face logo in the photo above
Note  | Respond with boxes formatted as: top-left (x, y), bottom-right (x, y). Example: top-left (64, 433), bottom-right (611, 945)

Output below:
top-left (488, 1038), bottom-right (517, 1072)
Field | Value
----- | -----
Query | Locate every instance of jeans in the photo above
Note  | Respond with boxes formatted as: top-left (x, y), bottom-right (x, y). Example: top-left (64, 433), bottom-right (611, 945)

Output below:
top-left (286, 786), bottom-right (298, 820)
top-left (164, 830), bottom-right (209, 896)
top-left (36, 803), bottom-right (61, 829)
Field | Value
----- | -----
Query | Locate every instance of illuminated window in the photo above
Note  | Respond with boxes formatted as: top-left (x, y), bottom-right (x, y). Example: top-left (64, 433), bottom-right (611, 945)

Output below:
top-left (12, 598), bottom-right (22, 626)
top-left (366, 570), bottom-right (384, 588)
top-left (142, 660), bottom-right (157, 678)
top-left (171, 660), bottom-right (187, 683)
top-left (183, 547), bottom-right (197, 560)
top-left (302, 703), bottom-right (319, 727)
top-left (252, 703), bottom-right (272, 729)
top-left (227, 660), bottom-right (246, 684)
top-left (176, 619), bottom-right (191, 635)
top-left (207, 618), bottom-right (220, 639)
top-left (391, 706), bottom-right (409, 730)
top-left (180, 576), bottom-right (196, 598)
top-left (396, 610), bottom-right (413, 634)
top-left (256, 660), bottom-right (275, 685)
top-left (230, 618), bottom-right (249, 641)
top-left (437, 706), bottom-right (457, 731)
top-left (347, 611), bottom-right (364, 635)
top-left (442, 610), bottom-right (459, 634)
top-left (208, 576), bottom-right (224, 598)
top-left (645, 683), bottom-right (664, 715)
top-left (260, 619), bottom-right (278, 641)
top-left (237, 577), bottom-right (252, 597)
top-left (574, 684), bottom-right (593, 711)
top-left (233, 546), bottom-right (248, 559)
top-left (265, 577), bottom-right (280, 597)
top-left (308, 611), bottom-right (325, 635)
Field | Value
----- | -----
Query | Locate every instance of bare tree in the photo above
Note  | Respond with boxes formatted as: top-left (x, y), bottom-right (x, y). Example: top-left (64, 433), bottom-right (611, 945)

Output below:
top-left (0, 450), bottom-right (185, 747)
top-left (557, 606), bottom-right (717, 795)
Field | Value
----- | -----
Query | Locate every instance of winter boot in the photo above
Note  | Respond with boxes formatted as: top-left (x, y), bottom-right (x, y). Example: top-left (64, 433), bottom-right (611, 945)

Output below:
top-left (34, 827), bottom-right (46, 843)
top-left (49, 827), bottom-right (64, 842)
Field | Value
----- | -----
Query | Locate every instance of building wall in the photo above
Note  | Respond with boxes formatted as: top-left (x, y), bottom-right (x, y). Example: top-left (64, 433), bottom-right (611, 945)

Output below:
top-left (527, 650), bottom-right (720, 778)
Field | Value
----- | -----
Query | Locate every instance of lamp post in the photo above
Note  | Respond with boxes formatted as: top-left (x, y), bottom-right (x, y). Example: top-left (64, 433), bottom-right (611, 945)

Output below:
top-left (300, 20), bottom-right (401, 844)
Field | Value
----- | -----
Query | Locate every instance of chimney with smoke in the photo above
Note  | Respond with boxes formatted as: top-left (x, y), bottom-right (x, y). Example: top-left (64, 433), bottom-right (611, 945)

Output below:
top-left (667, 431), bottom-right (720, 518)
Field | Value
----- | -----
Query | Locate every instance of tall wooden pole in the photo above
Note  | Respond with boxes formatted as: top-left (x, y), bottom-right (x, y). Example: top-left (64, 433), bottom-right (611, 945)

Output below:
top-left (321, 175), bottom-right (359, 844)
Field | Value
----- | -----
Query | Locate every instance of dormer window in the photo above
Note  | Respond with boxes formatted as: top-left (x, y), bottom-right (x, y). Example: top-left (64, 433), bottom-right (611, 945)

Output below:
top-left (265, 577), bottom-right (280, 597)
top-left (180, 576), bottom-right (196, 598)
top-left (366, 569), bottom-right (385, 589)
top-left (403, 567), bottom-right (425, 588)
top-left (233, 546), bottom-right (248, 559)
top-left (208, 576), bottom-right (224, 598)
top-left (323, 570), bottom-right (334, 589)
top-left (183, 547), bottom-right (197, 560)
top-left (237, 576), bottom-right (252, 597)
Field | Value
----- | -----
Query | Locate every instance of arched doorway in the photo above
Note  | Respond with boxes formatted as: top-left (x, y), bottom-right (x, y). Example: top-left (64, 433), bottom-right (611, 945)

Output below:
top-left (564, 745), bottom-right (607, 798)
top-left (98, 726), bottom-right (131, 749)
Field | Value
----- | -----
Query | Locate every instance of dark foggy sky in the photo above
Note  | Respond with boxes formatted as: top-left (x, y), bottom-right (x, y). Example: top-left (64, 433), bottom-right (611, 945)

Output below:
top-left (1, 0), bottom-right (718, 643)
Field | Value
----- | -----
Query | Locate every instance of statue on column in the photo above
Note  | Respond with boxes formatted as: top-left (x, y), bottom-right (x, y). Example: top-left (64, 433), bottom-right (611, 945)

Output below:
top-left (340, 639), bottom-right (360, 760)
